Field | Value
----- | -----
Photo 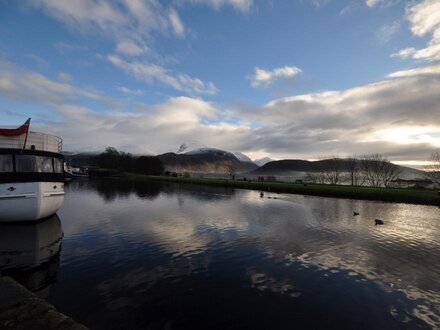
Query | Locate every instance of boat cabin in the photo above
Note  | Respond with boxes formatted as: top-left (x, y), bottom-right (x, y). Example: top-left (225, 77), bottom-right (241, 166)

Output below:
top-left (0, 131), bottom-right (64, 183)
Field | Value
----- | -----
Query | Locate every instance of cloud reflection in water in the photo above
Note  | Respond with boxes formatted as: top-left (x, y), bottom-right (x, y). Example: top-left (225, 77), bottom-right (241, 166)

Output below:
top-left (53, 180), bottom-right (440, 329)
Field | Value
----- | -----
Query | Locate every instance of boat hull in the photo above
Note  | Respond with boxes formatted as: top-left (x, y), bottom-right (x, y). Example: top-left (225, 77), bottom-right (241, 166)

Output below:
top-left (0, 214), bottom-right (63, 296)
top-left (0, 182), bottom-right (64, 222)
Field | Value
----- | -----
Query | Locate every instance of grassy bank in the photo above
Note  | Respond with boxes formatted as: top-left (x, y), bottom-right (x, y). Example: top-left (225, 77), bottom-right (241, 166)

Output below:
top-left (124, 174), bottom-right (440, 206)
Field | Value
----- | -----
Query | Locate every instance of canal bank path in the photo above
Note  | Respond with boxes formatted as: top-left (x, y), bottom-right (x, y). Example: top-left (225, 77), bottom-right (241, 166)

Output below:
top-left (0, 276), bottom-right (87, 330)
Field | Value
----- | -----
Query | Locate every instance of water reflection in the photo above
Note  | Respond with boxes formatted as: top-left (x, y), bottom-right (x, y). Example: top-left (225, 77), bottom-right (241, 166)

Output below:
top-left (53, 180), bottom-right (440, 329)
top-left (72, 178), bottom-right (237, 203)
top-left (0, 215), bottom-right (63, 298)
top-left (279, 196), bottom-right (440, 328)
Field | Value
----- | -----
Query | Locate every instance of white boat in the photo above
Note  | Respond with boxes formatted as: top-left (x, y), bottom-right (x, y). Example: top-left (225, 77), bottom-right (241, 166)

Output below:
top-left (0, 119), bottom-right (65, 222)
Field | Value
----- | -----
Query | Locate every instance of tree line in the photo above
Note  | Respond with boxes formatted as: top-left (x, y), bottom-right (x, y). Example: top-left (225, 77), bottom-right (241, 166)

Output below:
top-left (304, 151), bottom-right (440, 188)
top-left (91, 148), bottom-right (440, 189)
top-left (94, 147), bottom-right (164, 175)
top-left (305, 154), bottom-right (402, 187)
top-left (425, 151), bottom-right (440, 188)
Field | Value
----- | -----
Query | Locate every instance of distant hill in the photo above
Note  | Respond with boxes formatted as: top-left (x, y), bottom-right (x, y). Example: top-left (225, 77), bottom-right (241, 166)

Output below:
top-left (63, 147), bottom-right (258, 174)
top-left (64, 150), bottom-right (425, 181)
top-left (252, 159), bottom-right (425, 180)
top-left (63, 152), bottom-right (99, 167)
top-left (252, 159), bottom-right (313, 174)
top-left (157, 148), bottom-right (258, 174)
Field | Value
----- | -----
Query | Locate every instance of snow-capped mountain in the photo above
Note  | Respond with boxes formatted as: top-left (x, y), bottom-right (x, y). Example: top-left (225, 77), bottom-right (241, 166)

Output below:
top-left (254, 157), bottom-right (275, 167)
top-left (183, 148), bottom-right (253, 162)
top-left (157, 146), bottom-right (258, 174)
top-left (176, 141), bottom-right (205, 153)
top-left (232, 151), bottom-right (254, 163)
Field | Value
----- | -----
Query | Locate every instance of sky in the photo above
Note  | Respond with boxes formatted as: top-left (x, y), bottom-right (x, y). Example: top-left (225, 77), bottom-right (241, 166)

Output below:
top-left (0, 0), bottom-right (439, 165)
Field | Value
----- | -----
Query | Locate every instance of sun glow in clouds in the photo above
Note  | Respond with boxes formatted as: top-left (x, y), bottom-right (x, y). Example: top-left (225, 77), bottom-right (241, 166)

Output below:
top-left (366, 127), bottom-right (440, 146)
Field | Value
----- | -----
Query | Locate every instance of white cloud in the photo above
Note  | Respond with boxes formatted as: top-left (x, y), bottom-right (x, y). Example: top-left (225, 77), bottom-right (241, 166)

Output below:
top-left (118, 86), bottom-right (144, 96)
top-left (29, 0), bottom-right (185, 41)
top-left (2, 62), bottom-right (440, 162)
top-left (0, 76), bottom-right (15, 94)
top-left (377, 20), bottom-right (400, 43)
top-left (46, 97), bottom-right (248, 154)
top-left (250, 66), bottom-right (302, 87)
top-left (339, 2), bottom-right (359, 16)
top-left (391, 47), bottom-right (417, 59)
top-left (394, 0), bottom-right (440, 61)
top-left (176, 74), bottom-right (218, 95)
top-left (183, 0), bottom-right (254, 13)
top-left (366, 0), bottom-right (380, 7)
top-left (0, 61), bottom-right (120, 107)
top-left (28, 0), bottom-right (227, 98)
top-left (311, 0), bottom-right (330, 8)
top-left (387, 64), bottom-right (440, 78)
top-left (54, 42), bottom-right (88, 54)
top-left (24, 54), bottom-right (50, 68)
top-left (407, 0), bottom-right (440, 37)
top-left (365, 0), bottom-right (398, 8)
top-left (342, 1), bottom-right (399, 15)
top-left (58, 72), bottom-right (72, 82)
top-left (107, 55), bottom-right (218, 95)
top-left (116, 41), bottom-right (150, 57)
top-left (168, 8), bottom-right (185, 37)
top-left (237, 64), bottom-right (440, 160)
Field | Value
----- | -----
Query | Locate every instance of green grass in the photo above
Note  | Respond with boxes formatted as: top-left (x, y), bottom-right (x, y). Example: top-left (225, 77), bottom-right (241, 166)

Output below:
top-left (123, 174), bottom-right (440, 206)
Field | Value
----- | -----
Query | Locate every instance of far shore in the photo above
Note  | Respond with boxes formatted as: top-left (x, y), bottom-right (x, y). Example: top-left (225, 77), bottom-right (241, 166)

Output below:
top-left (122, 174), bottom-right (440, 207)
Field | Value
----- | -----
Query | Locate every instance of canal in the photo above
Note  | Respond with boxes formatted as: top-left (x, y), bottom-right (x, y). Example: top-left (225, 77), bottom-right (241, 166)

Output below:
top-left (1, 178), bottom-right (440, 329)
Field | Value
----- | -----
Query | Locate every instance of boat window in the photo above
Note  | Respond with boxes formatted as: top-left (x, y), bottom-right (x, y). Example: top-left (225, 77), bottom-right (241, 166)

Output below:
top-left (15, 155), bottom-right (38, 172)
top-left (0, 154), bottom-right (13, 172)
top-left (53, 158), bottom-right (63, 173)
top-left (14, 155), bottom-right (62, 173)
top-left (38, 156), bottom-right (53, 173)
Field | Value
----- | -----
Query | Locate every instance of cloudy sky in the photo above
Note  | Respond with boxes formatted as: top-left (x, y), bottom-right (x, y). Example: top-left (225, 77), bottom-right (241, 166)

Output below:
top-left (0, 0), bottom-right (439, 165)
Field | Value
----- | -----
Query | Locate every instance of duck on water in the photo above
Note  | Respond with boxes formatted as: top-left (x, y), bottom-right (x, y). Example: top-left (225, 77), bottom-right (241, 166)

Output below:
top-left (0, 118), bottom-right (65, 222)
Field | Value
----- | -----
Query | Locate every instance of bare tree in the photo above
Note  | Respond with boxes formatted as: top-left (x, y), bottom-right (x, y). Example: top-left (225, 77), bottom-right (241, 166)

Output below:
top-left (305, 172), bottom-right (317, 184)
top-left (359, 154), bottom-right (400, 187)
top-left (360, 154), bottom-right (382, 187)
top-left (323, 157), bottom-right (342, 185)
top-left (305, 171), bottom-right (326, 184)
top-left (316, 171), bottom-right (327, 184)
top-left (424, 151), bottom-right (440, 188)
top-left (345, 157), bottom-right (362, 186)
top-left (382, 161), bottom-right (401, 188)
top-left (306, 156), bottom-right (342, 184)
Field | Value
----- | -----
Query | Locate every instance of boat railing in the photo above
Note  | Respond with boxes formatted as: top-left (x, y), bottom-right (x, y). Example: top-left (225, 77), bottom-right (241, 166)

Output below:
top-left (0, 131), bottom-right (63, 153)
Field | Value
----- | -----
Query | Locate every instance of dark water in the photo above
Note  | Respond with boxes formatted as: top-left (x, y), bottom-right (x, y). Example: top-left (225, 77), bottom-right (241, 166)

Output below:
top-left (1, 179), bottom-right (440, 329)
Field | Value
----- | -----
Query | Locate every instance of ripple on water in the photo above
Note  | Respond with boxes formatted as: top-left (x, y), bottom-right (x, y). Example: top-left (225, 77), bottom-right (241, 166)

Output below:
top-left (15, 180), bottom-right (437, 329)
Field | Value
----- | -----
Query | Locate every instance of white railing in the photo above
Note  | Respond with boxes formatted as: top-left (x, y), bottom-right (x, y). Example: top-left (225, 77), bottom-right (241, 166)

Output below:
top-left (0, 131), bottom-right (63, 153)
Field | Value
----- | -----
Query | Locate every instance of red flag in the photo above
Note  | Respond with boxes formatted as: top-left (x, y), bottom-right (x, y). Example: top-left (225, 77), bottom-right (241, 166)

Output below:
top-left (0, 118), bottom-right (31, 136)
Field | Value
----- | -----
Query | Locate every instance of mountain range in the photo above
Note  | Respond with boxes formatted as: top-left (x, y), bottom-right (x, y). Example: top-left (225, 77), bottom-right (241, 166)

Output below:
top-left (157, 148), bottom-right (258, 174)
top-left (252, 159), bottom-right (424, 179)
top-left (65, 147), bottom-right (425, 179)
